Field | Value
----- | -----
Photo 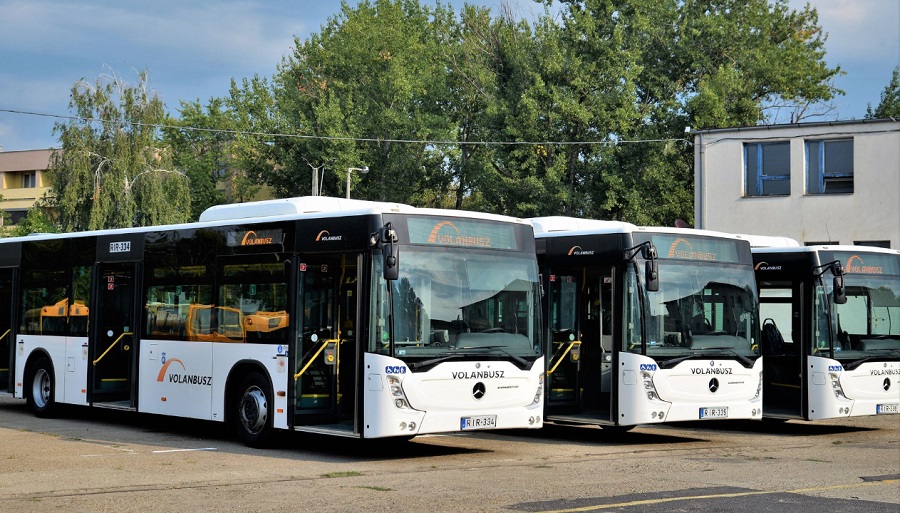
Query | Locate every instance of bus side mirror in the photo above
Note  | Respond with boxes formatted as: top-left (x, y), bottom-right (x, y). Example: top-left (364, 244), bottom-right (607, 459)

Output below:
top-left (643, 246), bottom-right (659, 292)
top-left (372, 223), bottom-right (400, 281)
top-left (833, 275), bottom-right (846, 304)
top-left (645, 260), bottom-right (659, 292)
top-left (831, 262), bottom-right (846, 304)
top-left (383, 242), bottom-right (399, 281)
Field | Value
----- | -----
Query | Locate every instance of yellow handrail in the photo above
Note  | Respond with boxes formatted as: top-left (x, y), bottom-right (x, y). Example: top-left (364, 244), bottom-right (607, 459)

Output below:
top-left (547, 340), bottom-right (581, 376)
top-left (294, 338), bottom-right (339, 380)
top-left (92, 332), bottom-right (133, 366)
top-left (0, 329), bottom-right (9, 342)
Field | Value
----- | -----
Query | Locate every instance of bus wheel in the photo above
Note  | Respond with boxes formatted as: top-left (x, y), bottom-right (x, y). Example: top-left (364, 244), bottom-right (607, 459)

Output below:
top-left (28, 356), bottom-right (56, 418)
top-left (234, 372), bottom-right (274, 447)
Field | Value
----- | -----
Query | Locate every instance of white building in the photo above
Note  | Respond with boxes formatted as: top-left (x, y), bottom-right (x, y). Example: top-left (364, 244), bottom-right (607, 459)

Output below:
top-left (693, 119), bottom-right (899, 249)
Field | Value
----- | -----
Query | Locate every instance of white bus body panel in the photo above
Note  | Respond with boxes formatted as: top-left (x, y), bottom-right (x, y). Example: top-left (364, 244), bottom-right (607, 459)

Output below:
top-left (363, 353), bottom-right (543, 438)
top-left (138, 340), bottom-right (288, 429)
top-left (15, 335), bottom-right (89, 406)
top-left (619, 352), bottom-right (762, 425)
top-left (808, 356), bottom-right (900, 420)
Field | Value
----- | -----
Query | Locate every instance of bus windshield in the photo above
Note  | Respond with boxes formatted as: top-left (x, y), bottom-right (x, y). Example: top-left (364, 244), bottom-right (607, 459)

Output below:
top-left (824, 272), bottom-right (900, 361)
top-left (369, 248), bottom-right (541, 364)
top-left (638, 261), bottom-right (759, 362)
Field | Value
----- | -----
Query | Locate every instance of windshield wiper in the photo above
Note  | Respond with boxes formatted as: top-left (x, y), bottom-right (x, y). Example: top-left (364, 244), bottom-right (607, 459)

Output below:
top-left (656, 354), bottom-right (697, 368)
top-left (458, 345), bottom-right (530, 368)
top-left (844, 355), bottom-right (885, 370)
top-left (658, 349), bottom-right (754, 368)
top-left (409, 354), bottom-right (466, 370)
top-left (705, 347), bottom-right (755, 367)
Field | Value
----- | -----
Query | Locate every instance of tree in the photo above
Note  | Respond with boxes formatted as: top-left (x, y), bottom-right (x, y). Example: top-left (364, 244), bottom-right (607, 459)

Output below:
top-left (866, 66), bottom-right (900, 119)
top-left (531, 0), bottom-right (842, 224)
top-left (164, 98), bottom-right (229, 220)
top-left (47, 69), bottom-right (190, 231)
top-left (10, 206), bottom-right (58, 237)
top-left (273, 0), bottom-right (453, 203)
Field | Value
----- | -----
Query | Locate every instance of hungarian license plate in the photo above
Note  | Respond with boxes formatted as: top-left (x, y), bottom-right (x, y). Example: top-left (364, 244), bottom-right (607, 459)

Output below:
top-left (876, 404), bottom-right (898, 414)
top-left (461, 415), bottom-right (497, 430)
top-left (699, 407), bottom-right (728, 419)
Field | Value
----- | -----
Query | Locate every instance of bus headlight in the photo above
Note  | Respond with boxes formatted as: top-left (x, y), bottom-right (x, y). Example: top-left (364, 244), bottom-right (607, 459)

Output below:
top-left (642, 371), bottom-right (660, 401)
top-left (388, 375), bottom-right (411, 409)
top-left (533, 373), bottom-right (544, 405)
top-left (830, 373), bottom-right (846, 399)
top-left (754, 371), bottom-right (763, 400)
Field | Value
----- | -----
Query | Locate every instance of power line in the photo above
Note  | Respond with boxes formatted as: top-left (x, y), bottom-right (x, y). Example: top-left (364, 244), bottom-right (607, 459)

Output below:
top-left (0, 107), bottom-right (689, 147)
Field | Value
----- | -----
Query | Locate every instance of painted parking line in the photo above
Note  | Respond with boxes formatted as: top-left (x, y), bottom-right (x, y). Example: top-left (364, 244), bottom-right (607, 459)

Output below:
top-left (524, 479), bottom-right (900, 513)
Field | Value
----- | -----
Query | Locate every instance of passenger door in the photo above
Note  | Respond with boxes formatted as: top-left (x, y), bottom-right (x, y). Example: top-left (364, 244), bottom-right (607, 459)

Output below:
top-left (759, 282), bottom-right (803, 417)
top-left (0, 268), bottom-right (13, 393)
top-left (90, 262), bottom-right (138, 406)
top-left (293, 255), bottom-right (360, 432)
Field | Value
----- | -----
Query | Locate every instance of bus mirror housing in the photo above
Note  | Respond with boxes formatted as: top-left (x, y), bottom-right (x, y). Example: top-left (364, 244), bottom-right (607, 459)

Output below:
top-left (625, 242), bottom-right (659, 292)
top-left (645, 259), bottom-right (659, 292)
top-left (371, 223), bottom-right (400, 281)
top-left (814, 260), bottom-right (846, 305)
top-left (641, 245), bottom-right (659, 292)
top-left (831, 263), bottom-right (846, 304)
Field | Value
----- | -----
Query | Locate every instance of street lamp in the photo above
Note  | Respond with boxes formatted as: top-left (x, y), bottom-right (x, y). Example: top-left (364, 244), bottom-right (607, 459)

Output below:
top-left (346, 166), bottom-right (368, 199)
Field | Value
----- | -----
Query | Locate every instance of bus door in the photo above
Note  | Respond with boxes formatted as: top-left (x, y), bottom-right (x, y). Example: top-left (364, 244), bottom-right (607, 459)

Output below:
top-left (758, 281), bottom-right (803, 417)
top-left (0, 268), bottom-right (13, 393)
top-left (90, 262), bottom-right (139, 407)
top-left (293, 255), bottom-right (360, 432)
top-left (546, 267), bottom-right (615, 422)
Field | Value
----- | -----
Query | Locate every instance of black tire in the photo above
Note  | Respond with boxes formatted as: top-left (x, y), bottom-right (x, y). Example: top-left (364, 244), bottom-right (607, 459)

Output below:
top-left (27, 356), bottom-right (56, 418)
top-left (233, 371), bottom-right (275, 448)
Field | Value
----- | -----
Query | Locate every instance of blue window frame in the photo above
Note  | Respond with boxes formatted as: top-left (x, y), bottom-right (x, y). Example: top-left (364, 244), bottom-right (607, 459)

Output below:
top-left (806, 139), bottom-right (853, 194)
top-left (745, 142), bottom-right (790, 196)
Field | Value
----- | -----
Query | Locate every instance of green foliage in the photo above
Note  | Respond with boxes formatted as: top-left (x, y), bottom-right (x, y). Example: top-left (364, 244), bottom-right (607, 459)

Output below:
top-left (9, 207), bottom-right (58, 237)
top-left (274, 0), bottom-right (454, 202)
top-left (48, 69), bottom-right (190, 230)
top-left (154, 0), bottom-right (843, 226)
top-left (866, 66), bottom-right (900, 119)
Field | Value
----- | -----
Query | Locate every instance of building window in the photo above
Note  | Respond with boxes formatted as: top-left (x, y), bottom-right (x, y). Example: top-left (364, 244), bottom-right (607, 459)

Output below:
top-left (745, 142), bottom-right (790, 196)
top-left (21, 173), bottom-right (36, 188)
top-left (854, 241), bottom-right (890, 249)
top-left (806, 139), bottom-right (853, 194)
top-left (805, 241), bottom-right (839, 246)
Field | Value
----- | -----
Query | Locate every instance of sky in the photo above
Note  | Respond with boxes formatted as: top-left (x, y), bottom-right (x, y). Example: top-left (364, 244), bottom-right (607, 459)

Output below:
top-left (1, 0), bottom-right (898, 152)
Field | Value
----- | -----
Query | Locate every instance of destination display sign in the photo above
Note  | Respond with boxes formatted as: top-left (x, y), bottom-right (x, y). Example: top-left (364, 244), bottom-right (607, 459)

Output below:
top-left (646, 234), bottom-right (744, 263)
top-left (407, 217), bottom-right (517, 250)
top-left (820, 251), bottom-right (900, 275)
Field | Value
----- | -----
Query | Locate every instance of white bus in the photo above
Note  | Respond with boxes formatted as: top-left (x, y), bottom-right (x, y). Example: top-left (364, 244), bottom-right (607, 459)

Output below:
top-left (752, 244), bottom-right (900, 420)
top-left (530, 217), bottom-right (762, 429)
top-left (0, 197), bottom-right (544, 446)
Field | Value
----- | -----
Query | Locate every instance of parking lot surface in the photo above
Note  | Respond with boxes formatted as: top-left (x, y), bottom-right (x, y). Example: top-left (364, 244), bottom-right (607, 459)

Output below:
top-left (0, 395), bottom-right (897, 512)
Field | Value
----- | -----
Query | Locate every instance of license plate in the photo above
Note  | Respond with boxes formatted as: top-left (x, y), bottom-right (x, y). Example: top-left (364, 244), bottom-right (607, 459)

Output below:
top-left (876, 404), bottom-right (898, 414)
top-left (699, 407), bottom-right (728, 419)
top-left (461, 415), bottom-right (497, 430)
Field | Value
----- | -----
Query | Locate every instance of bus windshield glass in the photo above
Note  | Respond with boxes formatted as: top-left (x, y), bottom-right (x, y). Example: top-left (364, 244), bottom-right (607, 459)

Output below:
top-left (824, 272), bottom-right (900, 359)
top-left (636, 261), bottom-right (759, 361)
top-left (369, 248), bottom-right (541, 364)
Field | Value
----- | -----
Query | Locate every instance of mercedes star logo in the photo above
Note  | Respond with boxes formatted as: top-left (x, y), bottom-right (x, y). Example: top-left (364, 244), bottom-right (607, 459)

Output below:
top-left (473, 382), bottom-right (486, 400)
top-left (884, 378), bottom-right (891, 392)
top-left (709, 378), bottom-right (719, 393)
